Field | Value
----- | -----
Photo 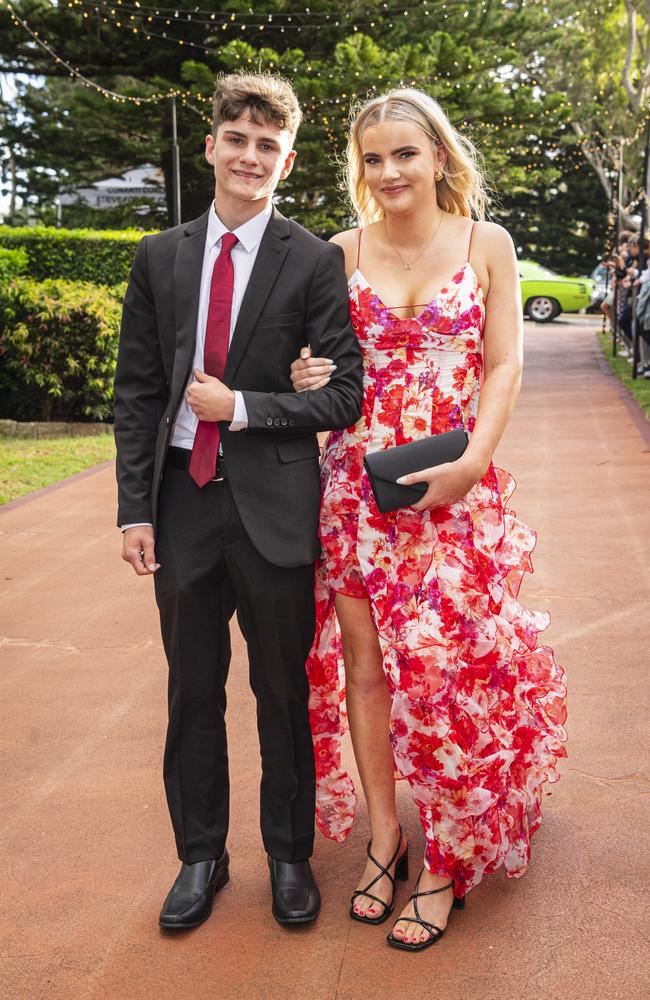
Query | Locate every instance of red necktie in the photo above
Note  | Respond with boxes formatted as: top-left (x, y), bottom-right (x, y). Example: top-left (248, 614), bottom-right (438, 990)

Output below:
top-left (189, 232), bottom-right (238, 487)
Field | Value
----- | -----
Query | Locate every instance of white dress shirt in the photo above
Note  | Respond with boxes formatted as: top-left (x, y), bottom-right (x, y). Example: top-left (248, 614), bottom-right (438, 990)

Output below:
top-left (121, 201), bottom-right (273, 531)
top-left (171, 200), bottom-right (273, 446)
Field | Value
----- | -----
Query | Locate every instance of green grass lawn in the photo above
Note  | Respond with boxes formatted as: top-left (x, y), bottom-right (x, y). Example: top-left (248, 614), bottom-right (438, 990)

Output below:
top-left (596, 329), bottom-right (650, 421)
top-left (0, 434), bottom-right (116, 505)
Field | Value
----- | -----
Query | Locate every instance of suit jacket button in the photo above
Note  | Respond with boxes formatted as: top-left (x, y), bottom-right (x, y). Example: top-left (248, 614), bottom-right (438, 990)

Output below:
top-left (273, 417), bottom-right (281, 426)
top-left (166, 416), bottom-right (170, 426)
top-left (281, 418), bottom-right (288, 427)
top-left (265, 417), bottom-right (273, 426)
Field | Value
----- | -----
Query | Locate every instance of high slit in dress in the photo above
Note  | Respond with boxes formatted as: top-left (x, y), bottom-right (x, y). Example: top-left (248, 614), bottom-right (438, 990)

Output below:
top-left (306, 224), bottom-right (567, 899)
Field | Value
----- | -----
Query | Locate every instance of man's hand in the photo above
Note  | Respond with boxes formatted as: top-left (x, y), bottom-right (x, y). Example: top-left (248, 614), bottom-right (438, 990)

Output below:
top-left (187, 369), bottom-right (235, 421)
top-left (122, 525), bottom-right (160, 576)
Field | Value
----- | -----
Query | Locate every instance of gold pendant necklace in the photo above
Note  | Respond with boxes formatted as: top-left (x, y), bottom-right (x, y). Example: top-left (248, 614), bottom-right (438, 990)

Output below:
top-left (385, 213), bottom-right (444, 270)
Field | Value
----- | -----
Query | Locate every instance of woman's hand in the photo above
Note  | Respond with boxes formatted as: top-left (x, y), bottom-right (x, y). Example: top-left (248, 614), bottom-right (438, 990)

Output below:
top-left (290, 346), bottom-right (337, 392)
top-left (397, 456), bottom-right (486, 512)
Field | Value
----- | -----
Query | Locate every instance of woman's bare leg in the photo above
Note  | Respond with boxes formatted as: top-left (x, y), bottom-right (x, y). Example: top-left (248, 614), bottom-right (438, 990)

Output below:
top-left (335, 592), bottom-right (406, 917)
top-left (336, 592), bottom-right (456, 940)
top-left (601, 300), bottom-right (611, 327)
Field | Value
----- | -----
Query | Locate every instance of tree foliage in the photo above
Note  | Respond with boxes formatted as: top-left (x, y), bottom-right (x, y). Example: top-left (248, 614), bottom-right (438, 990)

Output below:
top-left (537, 0), bottom-right (650, 222)
top-left (0, 0), bottom-right (645, 270)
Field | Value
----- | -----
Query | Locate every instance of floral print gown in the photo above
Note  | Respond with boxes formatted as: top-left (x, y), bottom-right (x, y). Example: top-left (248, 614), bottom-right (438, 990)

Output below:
top-left (306, 233), bottom-right (568, 898)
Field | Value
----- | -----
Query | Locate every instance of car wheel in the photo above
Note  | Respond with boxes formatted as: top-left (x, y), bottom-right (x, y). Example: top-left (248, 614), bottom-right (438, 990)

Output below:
top-left (526, 296), bottom-right (560, 322)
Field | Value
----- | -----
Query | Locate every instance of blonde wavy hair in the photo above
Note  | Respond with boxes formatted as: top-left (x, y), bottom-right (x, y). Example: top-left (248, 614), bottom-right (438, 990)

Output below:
top-left (345, 87), bottom-right (488, 225)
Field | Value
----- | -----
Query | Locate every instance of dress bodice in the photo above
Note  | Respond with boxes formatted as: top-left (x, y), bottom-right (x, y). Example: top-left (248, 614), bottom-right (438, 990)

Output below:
top-left (332, 262), bottom-right (486, 456)
top-left (348, 261), bottom-right (485, 357)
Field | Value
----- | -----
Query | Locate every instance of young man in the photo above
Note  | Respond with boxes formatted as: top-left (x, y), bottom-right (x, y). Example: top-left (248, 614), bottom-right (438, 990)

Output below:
top-left (113, 73), bottom-right (363, 929)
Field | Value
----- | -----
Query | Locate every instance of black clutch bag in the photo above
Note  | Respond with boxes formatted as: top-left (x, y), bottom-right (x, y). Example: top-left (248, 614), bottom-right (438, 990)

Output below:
top-left (363, 429), bottom-right (469, 514)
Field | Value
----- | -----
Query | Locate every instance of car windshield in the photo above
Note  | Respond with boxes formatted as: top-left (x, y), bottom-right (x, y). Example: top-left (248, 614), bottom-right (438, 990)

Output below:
top-left (530, 264), bottom-right (557, 278)
top-left (518, 262), bottom-right (558, 279)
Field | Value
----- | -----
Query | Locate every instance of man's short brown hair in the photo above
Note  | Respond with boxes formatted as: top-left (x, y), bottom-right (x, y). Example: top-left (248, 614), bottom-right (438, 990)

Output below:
top-left (212, 73), bottom-right (302, 144)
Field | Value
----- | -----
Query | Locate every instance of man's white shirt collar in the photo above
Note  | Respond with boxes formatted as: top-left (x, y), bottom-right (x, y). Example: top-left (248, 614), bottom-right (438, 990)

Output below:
top-left (208, 201), bottom-right (273, 254)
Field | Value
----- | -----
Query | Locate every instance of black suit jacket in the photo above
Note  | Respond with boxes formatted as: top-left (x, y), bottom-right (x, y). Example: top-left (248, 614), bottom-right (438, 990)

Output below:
top-left (113, 207), bottom-right (363, 567)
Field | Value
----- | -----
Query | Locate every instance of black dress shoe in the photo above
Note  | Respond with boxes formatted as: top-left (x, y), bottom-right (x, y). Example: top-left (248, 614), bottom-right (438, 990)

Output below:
top-left (159, 850), bottom-right (229, 929)
top-left (268, 857), bottom-right (321, 924)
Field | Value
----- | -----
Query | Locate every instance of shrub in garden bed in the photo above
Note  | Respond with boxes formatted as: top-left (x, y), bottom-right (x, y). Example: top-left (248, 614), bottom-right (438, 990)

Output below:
top-left (0, 278), bottom-right (124, 421)
top-left (0, 246), bottom-right (28, 281)
top-left (0, 226), bottom-right (153, 285)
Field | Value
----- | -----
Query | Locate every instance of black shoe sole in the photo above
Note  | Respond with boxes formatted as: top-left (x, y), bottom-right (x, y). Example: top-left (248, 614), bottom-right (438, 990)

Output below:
top-left (385, 894), bottom-right (464, 949)
top-left (271, 905), bottom-right (320, 925)
top-left (159, 868), bottom-right (230, 930)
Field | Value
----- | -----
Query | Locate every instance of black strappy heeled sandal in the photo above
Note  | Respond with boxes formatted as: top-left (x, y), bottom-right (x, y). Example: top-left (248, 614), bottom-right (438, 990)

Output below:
top-left (349, 825), bottom-right (409, 925)
top-left (386, 869), bottom-right (465, 951)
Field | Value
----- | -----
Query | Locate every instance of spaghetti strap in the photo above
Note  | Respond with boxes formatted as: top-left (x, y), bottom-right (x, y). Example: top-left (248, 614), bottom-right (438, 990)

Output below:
top-left (357, 227), bottom-right (363, 269)
top-left (466, 221), bottom-right (476, 263)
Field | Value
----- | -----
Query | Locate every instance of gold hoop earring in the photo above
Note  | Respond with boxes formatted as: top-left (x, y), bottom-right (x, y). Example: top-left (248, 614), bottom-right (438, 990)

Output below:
top-left (435, 169), bottom-right (444, 182)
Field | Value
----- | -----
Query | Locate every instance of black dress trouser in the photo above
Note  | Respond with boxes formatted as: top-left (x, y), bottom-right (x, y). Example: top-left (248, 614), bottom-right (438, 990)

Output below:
top-left (153, 459), bottom-right (317, 865)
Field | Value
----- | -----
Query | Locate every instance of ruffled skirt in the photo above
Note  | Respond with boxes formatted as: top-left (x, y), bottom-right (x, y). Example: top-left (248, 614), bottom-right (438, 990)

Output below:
top-left (306, 454), bottom-right (568, 897)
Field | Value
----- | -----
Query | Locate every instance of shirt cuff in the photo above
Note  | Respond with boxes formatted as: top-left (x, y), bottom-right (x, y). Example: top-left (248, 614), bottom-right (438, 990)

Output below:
top-left (228, 390), bottom-right (248, 431)
top-left (120, 522), bottom-right (153, 533)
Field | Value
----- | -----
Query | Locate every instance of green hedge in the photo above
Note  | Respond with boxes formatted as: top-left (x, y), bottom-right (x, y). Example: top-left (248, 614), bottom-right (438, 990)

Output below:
top-left (0, 278), bottom-right (124, 421)
top-left (0, 226), bottom-right (154, 285)
top-left (0, 247), bottom-right (28, 281)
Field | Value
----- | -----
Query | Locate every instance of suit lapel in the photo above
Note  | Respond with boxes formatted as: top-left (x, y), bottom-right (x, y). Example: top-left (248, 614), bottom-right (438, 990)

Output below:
top-left (224, 208), bottom-right (291, 384)
top-left (170, 210), bottom-right (210, 407)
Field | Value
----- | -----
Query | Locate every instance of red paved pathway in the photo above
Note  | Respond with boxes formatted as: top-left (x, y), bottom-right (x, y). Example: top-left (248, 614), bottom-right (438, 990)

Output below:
top-left (2, 319), bottom-right (649, 1000)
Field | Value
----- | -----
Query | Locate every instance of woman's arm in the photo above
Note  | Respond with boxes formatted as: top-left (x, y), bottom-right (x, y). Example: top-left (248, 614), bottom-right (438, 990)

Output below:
top-left (462, 221), bottom-right (523, 478)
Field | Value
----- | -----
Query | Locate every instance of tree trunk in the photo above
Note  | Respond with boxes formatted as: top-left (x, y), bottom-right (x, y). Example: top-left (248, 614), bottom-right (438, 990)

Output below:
top-left (571, 123), bottom-right (640, 230)
top-left (8, 150), bottom-right (16, 220)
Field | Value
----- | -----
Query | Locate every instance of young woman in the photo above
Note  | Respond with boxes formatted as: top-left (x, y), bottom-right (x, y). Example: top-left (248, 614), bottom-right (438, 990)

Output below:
top-left (291, 88), bottom-right (567, 951)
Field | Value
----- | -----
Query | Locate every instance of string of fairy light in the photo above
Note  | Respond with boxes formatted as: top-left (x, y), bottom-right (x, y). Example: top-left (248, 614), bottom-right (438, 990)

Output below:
top-left (28, 0), bottom-right (564, 90)
top-left (1, 0), bottom-right (646, 184)
top-left (52, 0), bottom-right (645, 169)
top-left (61, 0), bottom-right (619, 29)
top-left (57, 0), bottom-right (624, 102)
top-left (69, 0), bottom-right (444, 33)
top-left (58, 0), bottom-right (619, 30)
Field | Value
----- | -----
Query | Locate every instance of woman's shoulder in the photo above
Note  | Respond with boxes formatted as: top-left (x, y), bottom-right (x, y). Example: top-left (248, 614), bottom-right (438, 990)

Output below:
top-left (469, 221), bottom-right (517, 284)
top-left (470, 220), bottom-right (515, 255)
top-left (329, 228), bottom-right (363, 276)
top-left (329, 228), bottom-right (360, 250)
top-left (464, 220), bottom-right (517, 299)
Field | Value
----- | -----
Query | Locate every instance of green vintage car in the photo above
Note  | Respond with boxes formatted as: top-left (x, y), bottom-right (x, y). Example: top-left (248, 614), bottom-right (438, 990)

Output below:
top-left (519, 259), bottom-right (594, 322)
